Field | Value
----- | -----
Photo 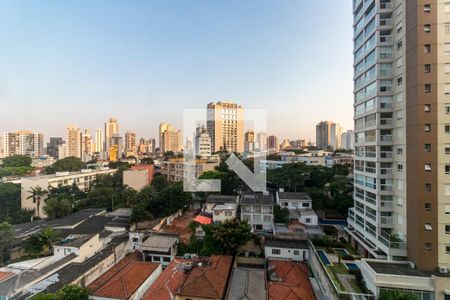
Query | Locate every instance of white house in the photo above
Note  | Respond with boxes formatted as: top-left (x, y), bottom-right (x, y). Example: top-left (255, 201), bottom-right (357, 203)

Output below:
top-left (53, 233), bottom-right (102, 263)
top-left (240, 193), bottom-right (274, 232)
top-left (264, 237), bottom-right (309, 262)
top-left (212, 203), bottom-right (237, 223)
top-left (277, 192), bottom-right (312, 210)
top-left (140, 234), bottom-right (178, 267)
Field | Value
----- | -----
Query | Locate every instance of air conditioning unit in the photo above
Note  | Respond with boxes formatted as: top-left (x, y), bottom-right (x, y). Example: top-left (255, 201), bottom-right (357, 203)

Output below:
top-left (439, 266), bottom-right (448, 274)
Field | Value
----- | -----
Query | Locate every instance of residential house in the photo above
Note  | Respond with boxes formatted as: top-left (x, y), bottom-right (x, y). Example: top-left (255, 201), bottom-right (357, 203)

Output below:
top-left (140, 234), bottom-right (179, 267)
top-left (264, 237), bottom-right (309, 262)
top-left (240, 193), bottom-right (274, 232)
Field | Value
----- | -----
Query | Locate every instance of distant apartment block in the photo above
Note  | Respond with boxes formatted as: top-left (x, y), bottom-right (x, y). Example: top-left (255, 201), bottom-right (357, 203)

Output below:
top-left (123, 164), bottom-right (154, 191)
top-left (159, 122), bottom-right (182, 153)
top-left (207, 101), bottom-right (244, 153)
top-left (21, 168), bottom-right (116, 217)
top-left (160, 158), bottom-right (218, 182)
top-left (1, 131), bottom-right (44, 158)
top-left (240, 193), bottom-right (274, 232)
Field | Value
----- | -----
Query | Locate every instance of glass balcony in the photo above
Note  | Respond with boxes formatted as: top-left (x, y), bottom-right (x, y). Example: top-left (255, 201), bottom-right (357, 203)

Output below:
top-left (380, 216), bottom-right (393, 225)
top-left (380, 2), bottom-right (393, 10)
top-left (380, 135), bottom-right (393, 142)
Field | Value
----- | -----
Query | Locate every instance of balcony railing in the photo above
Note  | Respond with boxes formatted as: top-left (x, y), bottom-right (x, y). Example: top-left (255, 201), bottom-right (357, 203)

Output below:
top-left (365, 211), bottom-right (376, 221)
top-left (380, 216), bottom-right (393, 225)
top-left (380, 151), bottom-right (393, 159)
top-left (379, 35), bottom-right (393, 43)
top-left (378, 230), bottom-right (407, 249)
top-left (380, 118), bottom-right (393, 126)
top-left (380, 201), bottom-right (393, 209)
top-left (380, 135), bottom-right (393, 142)
top-left (380, 185), bottom-right (393, 191)
top-left (379, 18), bottom-right (393, 26)
top-left (380, 2), bottom-right (393, 9)
top-left (380, 168), bottom-right (393, 175)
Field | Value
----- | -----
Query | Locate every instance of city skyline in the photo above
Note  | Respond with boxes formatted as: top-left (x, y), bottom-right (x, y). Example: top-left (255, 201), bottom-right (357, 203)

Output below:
top-left (0, 1), bottom-right (354, 141)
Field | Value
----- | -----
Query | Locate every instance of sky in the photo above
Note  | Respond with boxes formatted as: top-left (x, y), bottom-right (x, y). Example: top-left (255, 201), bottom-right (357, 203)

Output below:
top-left (0, 0), bottom-right (354, 143)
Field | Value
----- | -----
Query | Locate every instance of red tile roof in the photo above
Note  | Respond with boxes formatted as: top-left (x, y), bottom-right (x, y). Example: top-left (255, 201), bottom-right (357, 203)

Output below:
top-left (87, 251), bottom-right (142, 292)
top-left (141, 258), bottom-right (191, 300)
top-left (142, 255), bottom-right (233, 300)
top-left (267, 260), bottom-right (316, 300)
top-left (0, 271), bottom-right (13, 282)
top-left (194, 215), bottom-right (212, 225)
top-left (179, 255), bottom-right (233, 299)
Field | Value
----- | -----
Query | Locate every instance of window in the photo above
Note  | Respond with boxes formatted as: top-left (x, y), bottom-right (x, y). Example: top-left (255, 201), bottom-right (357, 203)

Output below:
top-left (446, 64), bottom-right (450, 74)
top-left (425, 243), bottom-right (432, 251)
top-left (425, 124), bottom-right (431, 132)
top-left (425, 164), bottom-right (431, 171)
top-left (445, 144), bottom-right (450, 154)
top-left (425, 203), bottom-right (431, 212)
top-left (446, 225), bottom-right (450, 234)
top-left (446, 104), bottom-right (450, 114)
top-left (424, 104), bottom-right (431, 112)
top-left (424, 4), bottom-right (431, 13)
top-left (425, 84), bottom-right (431, 93)
top-left (446, 123), bottom-right (450, 133)
top-left (425, 183), bottom-right (432, 192)
top-left (446, 246), bottom-right (450, 254)
top-left (396, 57), bottom-right (403, 68)
top-left (397, 147), bottom-right (403, 155)
top-left (446, 205), bottom-right (450, 214)
top-left (446, 165), bottom-right (450, 175)
top-left (425, 223), bottom-right (432, 231)
top-left (446, 23), bottom-right (450, 34)
top-left (397, 164), bottom-right (403, 172)
top-left (446, 43), bottom-right (450, 55)
top-left (396, 22), bottom-right (403, 33)
top-left (305, 218), bottom-right (311, 223)
top-left (445, 84), bottom-right (450, 95)
top-left (272, 248), bottom-right (281, 255)
top-left (293, 250), bottom-right (299, 255)
top-left (397, 40), bottom-right (403, 50)
top-left (397, 76), bottom-right (402, 85)
top-left (424, 24), bottom-right (431, 32)
top-left (163, 257), bottom-right (170, 262)
top-left (425, 64), bottom-right (431, 73)
top-left (302, 202), bottom-right (310, 207)
top-left (425, 144), bottom-right (431, 152)
top-left (425, 44), bottom-right (431, 53)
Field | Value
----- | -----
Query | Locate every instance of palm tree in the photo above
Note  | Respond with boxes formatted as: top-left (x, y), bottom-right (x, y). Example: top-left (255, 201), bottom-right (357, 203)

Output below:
top-left (38, 227), bottom-right (60, 254)
top-left (27, 186), bottom-right (48, 218)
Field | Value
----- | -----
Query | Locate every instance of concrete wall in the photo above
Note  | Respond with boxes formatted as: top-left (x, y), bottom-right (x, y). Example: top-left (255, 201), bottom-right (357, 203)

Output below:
top-left (265, 246), bottom-right (308, 261)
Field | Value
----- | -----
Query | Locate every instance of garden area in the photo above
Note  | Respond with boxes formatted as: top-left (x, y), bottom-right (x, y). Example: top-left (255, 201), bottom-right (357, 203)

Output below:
top-left (311, 236), bottom-right (371, 296)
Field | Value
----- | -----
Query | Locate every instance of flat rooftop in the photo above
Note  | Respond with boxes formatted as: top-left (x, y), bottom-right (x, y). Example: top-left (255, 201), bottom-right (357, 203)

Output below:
top-left (21, 168), bottom-right (114, 181)
top-left (206, 195), bottom-right (239, 203)
top-left (213, 203), bottom-right (237, 210)
top-left (141, 235), bottom-right (178, 252)
top-left (265, 237), bottom-right (308, 249)
top-left (366, 261), bottom-right (431, 277)
top-left (278, 192), bottom-right (312, 201)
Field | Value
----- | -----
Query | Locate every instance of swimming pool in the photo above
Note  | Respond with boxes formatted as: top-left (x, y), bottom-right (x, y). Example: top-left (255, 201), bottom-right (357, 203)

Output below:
top-left (345, 262), bottom-right (359, 271)
top-left (317, 249), bottom-right (332, 266)
top-left (333, 248), bottom-right (350, 257)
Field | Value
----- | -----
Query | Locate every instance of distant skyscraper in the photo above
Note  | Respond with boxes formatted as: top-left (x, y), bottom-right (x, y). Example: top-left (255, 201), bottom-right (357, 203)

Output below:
top-left (47, 137), bottom-right (65, 159)
top-left (244, 130), bottom-right (255, 152)
top-left (105, 117), bottom-right (119, 153)
top-left (148, 138), bottom-right (156, 154)
top-left (82, 129), bottom-right (93, 161)
top-left (267, 135), bottom-right (278, 151)
top-left (66, 125), bottom-right (82, 158)
top-left (109, 134), bottom-right (123, 159)
top-left (159, 122), bottom-right (182, 153)
top-left (330, 123), bottom-right (343, 150)
top-left (94, 128), bottom-right (104, 154)
top-left (340, 130), bottom-right (354, 151)
top-left (256, 132), bottom-right (267, 151)
top-left (316, 121), bottom-right (342, 150)
top-left (195, 126), bottom-right (211, 157)
top-left (207, 101), bottom-right (244, 153)
top-left (125, 131), bottom-right (136, 156)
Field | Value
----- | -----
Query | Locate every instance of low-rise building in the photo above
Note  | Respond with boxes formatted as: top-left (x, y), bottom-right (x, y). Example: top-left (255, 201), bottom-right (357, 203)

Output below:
top-left (140, 234), bottom-right (179, 267)
top-left (226, 267), bottom-right (266, 300)
top-left (277, 192), bottom-right (312, 210)
top-left (160, 159), bottom-right (218, 182)
top-left (88, 255), bottom-right (161, 300)
top-left (21, 168), bottom-right (116, 217)
top-left (212, 203), bottom-right (237, 223)
top-left (264, 237), bottom-right (309, 262)
top-left (240, 193), bottom-right (274, 232)
top-left (205, 195), bottom-right (239, 212)
top-left (123, 167), bottom-right (153, 191)
top-left (267, 259), bottom-right (316, 300)
top-left (53, 234), bottom-right (102, 263)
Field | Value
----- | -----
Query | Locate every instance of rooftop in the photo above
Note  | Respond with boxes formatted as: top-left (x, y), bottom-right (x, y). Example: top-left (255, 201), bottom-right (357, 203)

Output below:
top-left (193, 215), bottom-right (212, 225)
top-left (89, 258), bottom-right (159, 300)
top-left (265, 237), bottom-right (308, 249)
top-left (213, 203), bottom-right (237, 210)
top-left (0, 272), bottom-right (14, 283)
top-left (278, 192), bottom-right (312, 201)
top-left (206, 195), bottom-right (239, 204)
top-left (178, 255), bottom-right (233, 299)
top-left (241, 193), bottom-right (274, 205)
top-left (226, 268), bottom-right (266, 300)
top-left (267, 259), bottom-right (316, 300)
top-left (56, 234), bottom-right (95, 248)
top-left (365, 260), bottom-right (431, 277)
top-left (141, 234), bottom-right (178, 252)
top-left (21, 168), bottom-right (114, 181)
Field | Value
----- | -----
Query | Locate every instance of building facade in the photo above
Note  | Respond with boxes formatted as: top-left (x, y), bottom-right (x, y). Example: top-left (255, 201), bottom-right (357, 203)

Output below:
top-left (159, 122), bottom-right (182, 153)
top-left (66, 125), bottom-right (82, 159)
top-left (104, 117), bottom-right (119, 155)
top-left (348, 0), bottom-right (450, 297)
top-left (47, 137), bottom-right (65, 159)
top-left (206, 101), bottom-right (244, 153)
top-left (1, 131), bottom-right (44, 158)
top-left (125, 130), bottom-right (136, 156)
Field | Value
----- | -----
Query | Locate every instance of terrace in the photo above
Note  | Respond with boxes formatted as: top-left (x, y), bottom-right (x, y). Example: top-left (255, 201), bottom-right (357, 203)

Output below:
top-left (309, 238), bottom-right (374, 299)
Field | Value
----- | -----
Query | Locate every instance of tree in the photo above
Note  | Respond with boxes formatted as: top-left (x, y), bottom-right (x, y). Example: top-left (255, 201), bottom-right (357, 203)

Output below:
top-left (151, 174), bottom-right (169, 191)
top-left (2, 155), bottom-right (32, 167)
top-left (202, 219), bottom-right (252, 255)
top-left (131, 203), bottom-right (154, 228)
top-left (43, 198), bottom-right (72, 219)
top-left (273, 205), bottom-right (290, 223)
top-left (25, 227), bottom-right (60, 257)
top-left (45, 157), bottom-right (85, 174)
top-left (0, 183), bottom-right (21, 219)
top-left (30, 285), bottom-right (89, 300)
top-left (0, 222), bottom-right (14, 265)
top-left (27, 186), bottom-right (48, 218)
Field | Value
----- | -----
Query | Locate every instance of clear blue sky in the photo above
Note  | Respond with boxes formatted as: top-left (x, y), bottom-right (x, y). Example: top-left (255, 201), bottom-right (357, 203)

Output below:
top-left (0, 0), bottom-right (354, 142)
